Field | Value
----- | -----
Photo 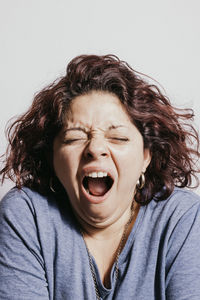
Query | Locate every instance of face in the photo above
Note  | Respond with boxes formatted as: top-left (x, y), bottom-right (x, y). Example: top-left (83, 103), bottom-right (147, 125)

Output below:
top-left (53, 91), bottom-right (151, 228)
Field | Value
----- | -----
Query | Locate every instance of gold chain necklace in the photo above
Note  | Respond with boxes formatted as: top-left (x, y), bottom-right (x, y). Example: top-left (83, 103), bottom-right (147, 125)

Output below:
top-left (82, 204), bottom-right (134, 300)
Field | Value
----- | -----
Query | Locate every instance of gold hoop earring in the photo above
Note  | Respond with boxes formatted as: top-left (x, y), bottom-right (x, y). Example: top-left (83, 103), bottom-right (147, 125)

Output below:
top-left (136, 172), bottom-right (145, 189)
top-left (49, 177), bottom-right (56, 193)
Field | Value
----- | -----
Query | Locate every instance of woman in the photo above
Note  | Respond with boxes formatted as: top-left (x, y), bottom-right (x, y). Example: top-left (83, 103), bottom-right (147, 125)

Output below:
top-left (0, 54), bottom-right (200, 300)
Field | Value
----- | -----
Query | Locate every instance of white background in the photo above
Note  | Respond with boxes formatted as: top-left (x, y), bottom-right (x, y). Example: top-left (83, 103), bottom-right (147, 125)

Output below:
top-left (0, 0), bottom-right (200, 198)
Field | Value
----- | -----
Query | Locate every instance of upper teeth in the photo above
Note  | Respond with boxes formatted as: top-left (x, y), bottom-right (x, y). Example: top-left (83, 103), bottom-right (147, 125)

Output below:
top-left (87, 172), bottom-right (108, 178)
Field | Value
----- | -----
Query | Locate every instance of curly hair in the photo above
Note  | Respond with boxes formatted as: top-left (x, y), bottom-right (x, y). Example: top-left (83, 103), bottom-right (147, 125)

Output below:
top-left (1, 54), bottom-right (200, 204)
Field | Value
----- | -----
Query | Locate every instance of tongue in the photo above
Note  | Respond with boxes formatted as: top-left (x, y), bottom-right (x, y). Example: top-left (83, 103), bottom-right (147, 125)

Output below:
top-left (87, 178), bottom-right (108, 196)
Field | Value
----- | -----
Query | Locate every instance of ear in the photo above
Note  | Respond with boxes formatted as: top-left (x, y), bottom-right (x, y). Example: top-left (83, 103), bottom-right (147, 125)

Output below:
top-left (142, 148), bottom-right (151, 172)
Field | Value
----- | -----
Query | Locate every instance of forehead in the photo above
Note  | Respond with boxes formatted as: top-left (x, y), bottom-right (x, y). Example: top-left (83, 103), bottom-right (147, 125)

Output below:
top-left (64, 91), bottom-right (133, 129)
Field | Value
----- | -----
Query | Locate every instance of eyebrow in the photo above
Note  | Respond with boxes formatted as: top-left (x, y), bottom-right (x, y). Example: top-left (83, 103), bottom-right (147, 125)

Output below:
top-left (63, 125), bottom-right (127, 134)
top-left (63, 127), bottom-right (88, 134)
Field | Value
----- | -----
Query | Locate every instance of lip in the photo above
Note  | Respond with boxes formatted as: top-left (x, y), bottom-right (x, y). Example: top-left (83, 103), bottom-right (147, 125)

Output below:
top-left (80, 165), bottom-right (115, 204)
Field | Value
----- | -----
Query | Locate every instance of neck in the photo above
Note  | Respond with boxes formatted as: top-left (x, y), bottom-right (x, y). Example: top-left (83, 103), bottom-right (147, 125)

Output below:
top-left (78, 201), bottom-right (140, 241)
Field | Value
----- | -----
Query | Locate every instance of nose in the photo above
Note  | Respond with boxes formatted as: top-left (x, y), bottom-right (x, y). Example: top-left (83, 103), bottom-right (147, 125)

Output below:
top-left (84, 136), bottom-right (109, 160)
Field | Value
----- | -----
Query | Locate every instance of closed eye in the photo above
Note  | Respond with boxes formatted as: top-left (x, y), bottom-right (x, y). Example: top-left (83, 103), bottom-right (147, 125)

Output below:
top-left (63, 138), bottom-right (87, 145)
top-left (108, 137), bottom-right (129, 142)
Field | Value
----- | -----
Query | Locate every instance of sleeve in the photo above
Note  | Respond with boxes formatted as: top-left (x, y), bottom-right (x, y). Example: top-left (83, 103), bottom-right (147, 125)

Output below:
top-left (0, 190), bottom-right (50, 300)
top-left (165, 202), bottom-right (200, 300)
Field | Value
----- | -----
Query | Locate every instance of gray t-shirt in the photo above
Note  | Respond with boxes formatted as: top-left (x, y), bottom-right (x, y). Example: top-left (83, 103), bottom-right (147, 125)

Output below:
top-left (0, 187), bottom-right (200, 300)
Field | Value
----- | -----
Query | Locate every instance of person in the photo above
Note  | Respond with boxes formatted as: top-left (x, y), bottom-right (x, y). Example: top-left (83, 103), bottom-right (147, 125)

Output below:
top-left (0, 54), bottom-right (200, 300)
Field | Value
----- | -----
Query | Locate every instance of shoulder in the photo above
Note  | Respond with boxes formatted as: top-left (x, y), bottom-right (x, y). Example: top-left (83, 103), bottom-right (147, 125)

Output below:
top-left (0, 187), bottom-right (48, 215)
top-left (0, 188), bottom-right (51, 233)
top-left (167, 187), bottom-right (200, 205)
top-left (0, 187), bottom-right (75, 231)
top-left (166, 188), bottom-right (200, 234)
top-left (151, 187), bottom-right (200, 219)
top-left (0, 187), bottom-right (65, 229)
top-left (143, 188), bottom-right (200, 238)
top-left (168, 188), bottom-right (200, 215)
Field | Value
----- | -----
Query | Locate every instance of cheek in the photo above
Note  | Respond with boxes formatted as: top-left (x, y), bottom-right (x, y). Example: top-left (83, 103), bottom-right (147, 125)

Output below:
top-left (114, 147), bottom-right (145, 183)
top-left (114, 144), bottom-right (144, 167)
top-left (53, 150), bottom-right (73, 182)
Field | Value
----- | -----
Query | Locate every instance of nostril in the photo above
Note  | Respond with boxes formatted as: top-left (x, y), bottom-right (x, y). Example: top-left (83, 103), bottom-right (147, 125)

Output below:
top-left (84, 147), bottom-right (108, 159)
top-left (86, 151), bottom-right (108, 159)
top-left (86, 152), bottom-right (93, 158)
top-left (101, 153), bottom-right (107, 157)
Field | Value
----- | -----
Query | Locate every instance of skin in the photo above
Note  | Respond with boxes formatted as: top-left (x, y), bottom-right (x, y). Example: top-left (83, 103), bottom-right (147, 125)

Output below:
top-left (53, 91), bottom-right (151, 286)
top-left (53, 91), bottom-right (151, 232)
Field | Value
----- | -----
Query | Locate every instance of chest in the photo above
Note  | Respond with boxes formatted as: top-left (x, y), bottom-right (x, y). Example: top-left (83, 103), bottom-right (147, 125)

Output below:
top-left (83, 236), bottom-right (122, 288)
top-left (49, 233), bottom-right (164, 300)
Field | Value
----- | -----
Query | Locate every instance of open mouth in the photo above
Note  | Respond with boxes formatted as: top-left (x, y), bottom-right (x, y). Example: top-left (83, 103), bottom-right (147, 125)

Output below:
top-left (82, 172), bottom-right (114, 197)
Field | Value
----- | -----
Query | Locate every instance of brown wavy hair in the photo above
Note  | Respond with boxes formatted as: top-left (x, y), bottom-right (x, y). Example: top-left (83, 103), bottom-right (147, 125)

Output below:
top-left (1, 54), bottom-right (200, 204)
